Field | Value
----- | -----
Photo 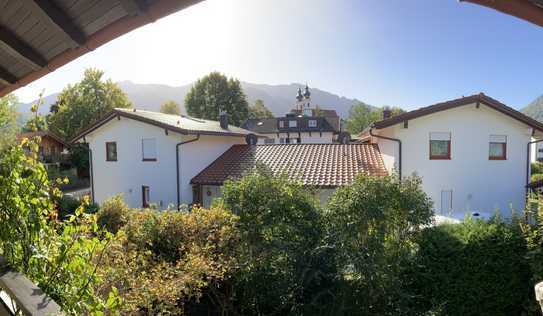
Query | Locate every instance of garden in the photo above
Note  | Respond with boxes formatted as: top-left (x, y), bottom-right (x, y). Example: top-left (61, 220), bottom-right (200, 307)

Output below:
top-left (1, 138), bottom-right (543, 315)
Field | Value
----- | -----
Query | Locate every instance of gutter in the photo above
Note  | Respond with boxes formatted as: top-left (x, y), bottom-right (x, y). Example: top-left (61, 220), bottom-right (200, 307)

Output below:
top-left (176, 134), bottom-right (200, 209)
top-left (369, 126), bottom-right (402, 180)
top-left (89, 147), bottom-right (94, 204)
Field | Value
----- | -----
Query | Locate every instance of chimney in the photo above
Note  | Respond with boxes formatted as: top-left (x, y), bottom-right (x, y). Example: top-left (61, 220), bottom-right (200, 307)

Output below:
top-left (382, 107), bottom-right (392, 120)
top-left (219, 110), bottom-right (229, 129)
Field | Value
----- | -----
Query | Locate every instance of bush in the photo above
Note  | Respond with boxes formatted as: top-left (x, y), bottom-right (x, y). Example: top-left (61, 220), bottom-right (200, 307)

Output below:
top-left (97, 207), bottom-right (240, 314)
top-left (406, 217), bottom-right (534, 315)
top-left (532, 173), bottom-right (543, 183)
top-left (97, 194), bottom-right (129, 234)
top-left (532, 162), bottom-right (543, 176)
top-left (324, 175), bottom-right (434, 315)
top-left (218, 170), bottom-right (334, 315)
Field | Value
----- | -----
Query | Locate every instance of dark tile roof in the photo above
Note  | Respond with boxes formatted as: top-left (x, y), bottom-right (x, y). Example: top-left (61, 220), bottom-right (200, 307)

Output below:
top-left (242, 116), bottom-right (340, 134)
top-left (372, 93), bottom-right (543, 132)
top-left (191, 144), bottom-right (388, 187)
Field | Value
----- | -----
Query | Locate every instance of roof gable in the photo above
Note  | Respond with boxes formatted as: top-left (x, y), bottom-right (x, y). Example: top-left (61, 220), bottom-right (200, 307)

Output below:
top-left (373, 93), bottom-right (543, 132)
top-left (191, 144), bottom-right (388, 187)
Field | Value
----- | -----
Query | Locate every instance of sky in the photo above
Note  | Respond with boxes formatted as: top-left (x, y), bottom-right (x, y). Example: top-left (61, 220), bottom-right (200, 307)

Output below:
top-left (12, 0), bottom-right (543, 110)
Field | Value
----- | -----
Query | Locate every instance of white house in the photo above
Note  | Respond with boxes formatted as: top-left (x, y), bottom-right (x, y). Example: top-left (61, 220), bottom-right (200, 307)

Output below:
top-left (361, 93), bottom-right (543, 219)
top-left (72, 108), bottom-right (259, 208)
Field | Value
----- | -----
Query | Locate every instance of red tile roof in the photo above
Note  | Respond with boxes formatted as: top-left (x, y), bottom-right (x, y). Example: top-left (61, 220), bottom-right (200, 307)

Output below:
top-left (191, 144), bottom-right (388, 187)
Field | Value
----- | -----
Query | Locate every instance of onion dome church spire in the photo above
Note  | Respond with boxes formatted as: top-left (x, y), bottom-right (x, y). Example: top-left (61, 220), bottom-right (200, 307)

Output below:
top-left (296, 87), bottom-right (304, 102)
top-left (304, 84), bottom-right (311, 98)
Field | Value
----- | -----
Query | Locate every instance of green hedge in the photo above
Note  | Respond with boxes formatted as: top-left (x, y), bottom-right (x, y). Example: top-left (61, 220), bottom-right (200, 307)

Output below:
top-left (405, 217), bottom-right (535, 315)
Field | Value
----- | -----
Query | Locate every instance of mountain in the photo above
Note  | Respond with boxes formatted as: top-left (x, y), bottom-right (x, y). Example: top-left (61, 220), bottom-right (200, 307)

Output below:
top-left (522, 95), bottom-right (543, 122)
top-left (17, 81), bottom-right (364, 119)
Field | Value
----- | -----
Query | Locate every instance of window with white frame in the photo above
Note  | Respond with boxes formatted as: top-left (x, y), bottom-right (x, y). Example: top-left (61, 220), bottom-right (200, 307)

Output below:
top-left (264, 138), bottom-right (276, 144)
top-left (308, 119), bottom-right (317, 128)
top-left (489, 135), bottom-right (507, 160)
top-left (142, 138), bottom-right (157, 161)
top-left (279, 121), bottom-right (285, 128)
top-left (429, 132), bottom-right (451, 160)
top-left (289, 120), bottom-right (297, 128)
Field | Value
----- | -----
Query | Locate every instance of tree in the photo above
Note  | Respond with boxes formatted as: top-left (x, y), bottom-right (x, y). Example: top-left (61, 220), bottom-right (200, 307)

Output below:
top-left (248, 99), bottom-right (273, 119)
top-left (48, 68), bottom-right (131, 141)
top-left (160, 100), bottom-right (181, 115)
top-left (0, 94), bottom-right (19, 151)
top-left (345, 103), bottom-right (404, 135)
top-left (324, 175), bottom-right (433, 314)
top-left (185, 72), bottom-right (249, 126)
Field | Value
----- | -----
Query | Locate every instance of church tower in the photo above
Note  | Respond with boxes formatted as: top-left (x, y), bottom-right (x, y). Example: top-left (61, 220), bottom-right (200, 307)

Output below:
top-left (295, 84), bottom-right (313, 116)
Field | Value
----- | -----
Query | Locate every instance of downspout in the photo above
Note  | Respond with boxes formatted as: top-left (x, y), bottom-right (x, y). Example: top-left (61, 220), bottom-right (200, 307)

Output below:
top-left (369, 126), bottom-right (402, 180)
top-left (526, 137), bottom-right (543, 196)
top-left (176, 134), bottom-right (200, 209)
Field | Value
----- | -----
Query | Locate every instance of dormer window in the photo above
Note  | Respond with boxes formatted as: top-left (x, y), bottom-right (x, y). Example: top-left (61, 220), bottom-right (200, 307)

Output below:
top-left (289, 120), bottom-right (297, 128)
top-left (308, 120), bottom-right (317, 128)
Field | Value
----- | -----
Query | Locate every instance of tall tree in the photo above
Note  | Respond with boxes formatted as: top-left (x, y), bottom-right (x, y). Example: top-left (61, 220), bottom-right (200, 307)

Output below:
top-left (48, 68), bottom-right (131, 141)
top-left (185, 72), bottom-right (249, 126)
top-left (160, 100), bottom-right (181, 115)
top-left (345, 103), bottom-right (404, 135)
top-left (0, 94), bottom-right (19, 151)
top-left (248, 99), bottom-right (273, 119)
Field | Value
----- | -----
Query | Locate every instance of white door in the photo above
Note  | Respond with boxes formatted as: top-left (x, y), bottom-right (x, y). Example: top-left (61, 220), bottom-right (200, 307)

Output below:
top-left (440, 190), bottom-right (453, 215)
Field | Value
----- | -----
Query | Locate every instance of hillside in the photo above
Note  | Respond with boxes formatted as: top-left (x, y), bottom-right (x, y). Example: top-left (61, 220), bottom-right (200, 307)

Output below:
top-left (17, 81), bottom-right (365, 119)
top-left (522, 95), bottom-right (543, 122)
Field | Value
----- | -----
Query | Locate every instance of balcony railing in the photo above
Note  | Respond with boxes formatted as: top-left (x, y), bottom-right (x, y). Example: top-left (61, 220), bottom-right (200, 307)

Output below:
top-left (0, 257), bottom-right (61, 315)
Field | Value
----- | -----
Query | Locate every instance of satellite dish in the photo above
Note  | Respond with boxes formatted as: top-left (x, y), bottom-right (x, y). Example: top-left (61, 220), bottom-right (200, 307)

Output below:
top-left (246, 134), bottom-right (258, 145)
top-left (338, 132), bottom-right (351, 144)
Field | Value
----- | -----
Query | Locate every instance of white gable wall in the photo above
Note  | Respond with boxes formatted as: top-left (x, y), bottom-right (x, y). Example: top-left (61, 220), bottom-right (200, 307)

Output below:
top-left (85, 117), bottom-right (244, 208)
top-left (375, 102), bottom-right (532, 218)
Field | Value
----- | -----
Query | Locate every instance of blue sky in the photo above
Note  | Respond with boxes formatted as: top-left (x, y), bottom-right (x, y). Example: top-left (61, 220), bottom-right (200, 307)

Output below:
top-left (13, 0), bottom-right (543, 110)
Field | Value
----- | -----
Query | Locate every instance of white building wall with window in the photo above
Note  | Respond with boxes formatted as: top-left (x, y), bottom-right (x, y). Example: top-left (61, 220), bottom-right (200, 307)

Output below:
top-left (373, 102), bottom-right (532, 218)
top-left (84, 118), bottom-right (244, 208)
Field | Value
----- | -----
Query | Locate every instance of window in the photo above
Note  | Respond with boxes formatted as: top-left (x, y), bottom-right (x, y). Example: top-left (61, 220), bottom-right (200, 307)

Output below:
top-left (264, 138), bottom-right (276, 144)
top-left (142, 185), bottom-right (150, 208)
top-left (106, 142), bottom-right (117, 161)
top-left (489, 135), bottom-right (506, 160)
top-left (289, 120), bottom-right (297, 128)
top-left (308, 119), bottom-right (317, 128)
top-left (142, 138), bottom-right (157, 161)
top-left (429, 132), bottom-right (451, 160)
top-left (279, 121), bottom-right (285, 128)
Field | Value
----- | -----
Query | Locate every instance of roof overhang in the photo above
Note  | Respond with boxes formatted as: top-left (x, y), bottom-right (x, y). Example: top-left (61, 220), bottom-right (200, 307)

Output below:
top-left (0, 0), bottom-right (204, 97)
top-left (71, 109), bottom-right (261, 144)
top-left (372, 93), bottom-right (543, 133)
top-left (461, 0), bottom-right (543, 28)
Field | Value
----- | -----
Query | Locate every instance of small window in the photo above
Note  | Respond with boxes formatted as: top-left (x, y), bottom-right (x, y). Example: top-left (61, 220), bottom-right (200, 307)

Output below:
top-left (142, 185), bottom-right (150, 208)
top-left (429, 132), bottom-right (451, 160)
top-left (289, 120), bottom-right (297, 128)
top-left (264, 138), bottom-right (276, 144)
top-left (279, 121), bottom-right (285, 128)
top-left (106, 142), bottom-right (117, 161)
top-left (489, 135), bottom-right (506, 160)
top-left (308, 119), bottom-right (317, 128)
top-left (142, 138), bottom-right (157, 161)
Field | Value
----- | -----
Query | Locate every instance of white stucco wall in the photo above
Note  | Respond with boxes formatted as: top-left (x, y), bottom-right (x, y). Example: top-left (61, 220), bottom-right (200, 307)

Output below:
top-left (201, 185), bottom-right (337, 208)
top-left (375, 103), bottom-right (532, 218)
top-left (85, 117), bottom-right (244, 209)
top-left (257, 132), bottom-right (335, 144)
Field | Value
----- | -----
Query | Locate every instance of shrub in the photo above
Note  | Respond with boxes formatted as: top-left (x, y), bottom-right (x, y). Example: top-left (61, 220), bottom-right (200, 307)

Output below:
top-left (96, 207), bottom-right (240, 314)
top-left (97, 194), bottom-right (129, 233)
top-left (406, 217), bottom-right (534, 315)
top-left (532, 162), bottom-right (543, 176)
top-left (324, 175), bottom-right (434, 315)
top-left (218, 170), bottom-right (334, 315)
top-left (532, 173), bottom-right (543, 183)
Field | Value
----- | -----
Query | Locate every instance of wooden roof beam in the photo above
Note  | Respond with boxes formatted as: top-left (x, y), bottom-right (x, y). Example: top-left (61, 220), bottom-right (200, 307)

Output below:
top-left (0, 66), bottom-right (17, 86)
top-left (0, 27), bottom-right (47, 70)
top-left (21, 0), bottom-right (86, 47)
top-left (119, 0), bottom-right (149, 16)
top-left (461, 0), bottom-right (543, 28)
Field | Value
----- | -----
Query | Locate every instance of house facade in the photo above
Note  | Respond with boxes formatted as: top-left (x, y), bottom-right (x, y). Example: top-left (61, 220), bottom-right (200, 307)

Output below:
top-left (72, 108), bottom-right (257, 208)
top-left (362, 93), bottom-right (543, 218)
top-left (242, 85), bottom-right (347, 144)
top-left (18, 131), bottom-right (68, 163)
